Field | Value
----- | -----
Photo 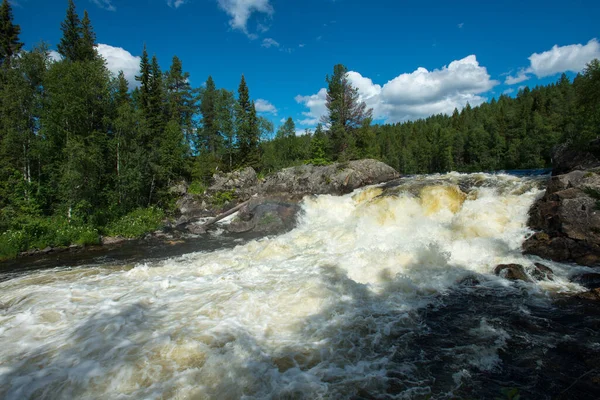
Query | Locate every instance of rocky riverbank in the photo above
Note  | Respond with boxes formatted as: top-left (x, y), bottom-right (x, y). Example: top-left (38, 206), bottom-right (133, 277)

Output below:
top-left (523, 139), bottom-right (600, 267)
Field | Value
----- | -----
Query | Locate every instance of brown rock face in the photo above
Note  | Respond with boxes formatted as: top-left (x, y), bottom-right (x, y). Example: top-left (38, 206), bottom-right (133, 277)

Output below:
top-left (494, 264), bottom-right (531, 282)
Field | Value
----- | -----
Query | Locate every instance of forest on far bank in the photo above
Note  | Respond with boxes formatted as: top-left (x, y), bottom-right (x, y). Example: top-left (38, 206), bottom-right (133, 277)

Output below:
top-left (0, 0), bottom-right (599, 258)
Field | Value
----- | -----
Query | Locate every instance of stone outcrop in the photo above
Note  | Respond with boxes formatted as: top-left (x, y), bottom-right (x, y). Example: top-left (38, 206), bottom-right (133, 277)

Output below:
top-left (523, 169), bottom-right (600, 266)
top-left (551, 138), bottom-right (600, 176)
top-left (173, 159), bottom-right (400, 236)
top-left (259, 159), bottom-right (399, 198)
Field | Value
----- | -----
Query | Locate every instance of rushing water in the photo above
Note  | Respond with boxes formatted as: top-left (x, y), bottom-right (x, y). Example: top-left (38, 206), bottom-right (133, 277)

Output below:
top-left (1, 172), bottom-right (600, 399)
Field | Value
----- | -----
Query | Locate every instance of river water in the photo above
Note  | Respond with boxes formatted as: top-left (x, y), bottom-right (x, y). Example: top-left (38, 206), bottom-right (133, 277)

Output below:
top-left (1, 172), bottom-right (599, 399)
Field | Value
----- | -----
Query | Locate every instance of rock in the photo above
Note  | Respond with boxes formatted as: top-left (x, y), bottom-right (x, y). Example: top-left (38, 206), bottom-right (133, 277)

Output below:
top-left (41, 246), bottom-right (53, 254)
top-left (228, 197), bottom-right (301, 235)
top-left (187, 222), bottom-right (206, 235)
top-left (210, 167), bottom-right (257, 193)
top-left (494, 264), bottom-right (531, 282)
top-left (574, 288), bottom-right (600, 301)
top-left (551, 139), bottom-right (600, 176)
top-left (176, 194), bottom-right (207, 219)
top-left (570, 273), bottom-right (600, 289)
top-left (531, 262), bottom-right (554, 281)
top-left (258, 159), bottom-right (399, 198)
top-left (168, 180), bottom-right (188, 196)
top-left (523, 165), bottom-right (600, 266)
top-left (101, 236), bottom-right (127, 246)
top-left (456, 275), bottom-right (481, 286)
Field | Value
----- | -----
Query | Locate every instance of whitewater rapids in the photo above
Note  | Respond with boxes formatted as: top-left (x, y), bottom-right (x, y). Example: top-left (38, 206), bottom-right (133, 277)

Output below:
top-left (0, 173), bottom-right (593, 399)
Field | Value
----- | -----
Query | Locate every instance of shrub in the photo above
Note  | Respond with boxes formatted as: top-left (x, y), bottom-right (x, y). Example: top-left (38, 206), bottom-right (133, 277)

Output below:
top-left (105, 207), bottom-right (164, 238)
top-left (188, 180), bottom-right (207, 195)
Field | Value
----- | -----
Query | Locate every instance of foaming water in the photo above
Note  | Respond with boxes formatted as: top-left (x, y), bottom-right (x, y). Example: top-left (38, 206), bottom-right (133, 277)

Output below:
top-left (1, 173), bottom-right (598, 399)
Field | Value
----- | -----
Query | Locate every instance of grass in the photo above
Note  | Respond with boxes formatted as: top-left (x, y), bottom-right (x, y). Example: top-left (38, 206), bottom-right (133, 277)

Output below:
top-left (211, 190), bottom-right (237, 207)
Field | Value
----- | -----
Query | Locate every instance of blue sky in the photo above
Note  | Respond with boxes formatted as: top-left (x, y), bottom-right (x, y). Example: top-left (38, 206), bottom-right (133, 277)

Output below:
top-left (12, 0), bottom-right (600, 133)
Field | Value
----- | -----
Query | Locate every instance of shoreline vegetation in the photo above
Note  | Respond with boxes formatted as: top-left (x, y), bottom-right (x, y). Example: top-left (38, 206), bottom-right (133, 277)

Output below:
top-left (1, 0), bottom-right (599, 261)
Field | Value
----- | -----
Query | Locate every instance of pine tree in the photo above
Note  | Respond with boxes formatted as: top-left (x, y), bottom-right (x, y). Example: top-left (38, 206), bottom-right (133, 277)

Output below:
top-left (0, 0), bottom-right (23, 66)
top-left (57, 0), bottom-right (81, 62)
top-left (277, 117), bottom-right (295, 138)
top-left (165, 55), bottom-right (194, 150)
top-left (236, 75), bottom-right (258, 167)
top-left (116, 70), bottom-right (129, 105)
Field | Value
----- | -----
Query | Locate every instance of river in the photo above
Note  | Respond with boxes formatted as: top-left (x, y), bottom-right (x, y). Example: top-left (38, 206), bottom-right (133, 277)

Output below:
top-left (1, 172), bottom-right (599, 399)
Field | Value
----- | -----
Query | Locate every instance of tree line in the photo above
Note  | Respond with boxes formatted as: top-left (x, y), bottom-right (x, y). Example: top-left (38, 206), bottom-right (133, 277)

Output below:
top-left (0, 0), bottom-right (598, 256)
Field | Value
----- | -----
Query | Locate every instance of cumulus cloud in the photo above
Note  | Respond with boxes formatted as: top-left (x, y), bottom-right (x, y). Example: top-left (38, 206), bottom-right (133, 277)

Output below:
top-left (295, 88), bottom-right (328, 125)
top-left (255, 99), bottom-right (278, 115)
top-left (261, 38), bottom-right (279, 48)
top-left (503, 88), bottom-right (514, 95)
top-left (527, 38), bottom-right (600, 77)
top-left (96, 44), bottom-right (141, 89)
top-left (505, 69), bottom-right (529, 85)
top-left (91, 0), bottom-right (116, 11)
top-left (167, 0), bottom-right (187, 8)
top-left (48, 50), bottom-right (63, 62)
top-left (296, 55), bottom-right (498, 124)
top-left (217, 0), bottom-right (273, 37)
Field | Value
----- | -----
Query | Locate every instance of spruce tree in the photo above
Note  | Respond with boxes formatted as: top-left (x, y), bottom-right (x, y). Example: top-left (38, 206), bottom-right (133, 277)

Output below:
top-left (199, 75), bottom-right (219, 154)
top-left (135, 45), bottom-right (150, 114)
top-left (78, 10), bottom-right (97, 62)
top-left (0, 0), bottom-right (23, 66)
top-left (57, 0), bottom-right (81, 62)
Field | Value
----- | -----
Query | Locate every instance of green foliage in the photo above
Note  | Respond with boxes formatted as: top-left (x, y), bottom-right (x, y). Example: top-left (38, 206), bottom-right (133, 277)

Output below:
top-left (0, 217), bottom-right (99, 260)
top-left (104, 207), bottom-right (164, 238)
top-left (188, 181), bottom-right (206, 195)
top-left (211, 190), bottom-right (236, 207)
top-left (583, 186), bottom-right (600, 209)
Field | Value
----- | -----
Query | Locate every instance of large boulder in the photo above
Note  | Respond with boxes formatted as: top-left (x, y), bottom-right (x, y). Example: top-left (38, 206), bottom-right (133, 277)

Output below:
top-left (209, 167), bottom-right (258, 195)
top-left (258, 159), bottom-right (399, 198)
top-left (523, 169), bottom-right (600, 266)
top-left (227, 196), bottom-right (301, 235)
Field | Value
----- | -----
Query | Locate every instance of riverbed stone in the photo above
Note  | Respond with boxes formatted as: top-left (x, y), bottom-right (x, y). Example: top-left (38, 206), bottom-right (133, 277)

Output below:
top-left (531, 262), bottom-right (554, 281)
top-left (570, 273), bottom-right (600, 289)
top-left (494, 264), bottom-right (531, 282)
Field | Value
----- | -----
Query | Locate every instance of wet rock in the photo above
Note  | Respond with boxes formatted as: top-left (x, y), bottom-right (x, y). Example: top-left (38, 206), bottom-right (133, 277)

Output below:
top-left (228, 197), bottom-right (301, 235)
top-left (531, 262), bottom-right (554, 281)
top-left (494, 264), bottom-right (531, 282)
top-left (41, 246), bottom-right (53, 254)
top-left (574, 288), bottom-right (600, 301)
top-left (456, 275), bottom-right (481, 286)
top-left (186, 222), bottom-right (206, 235)
top-left (523, 164), bottom-right (600, 266)
top-left (570, 273), bottom-right (600, 289)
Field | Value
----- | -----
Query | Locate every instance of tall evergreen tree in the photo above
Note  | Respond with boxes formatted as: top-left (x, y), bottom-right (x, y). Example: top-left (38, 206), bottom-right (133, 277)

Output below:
top-left (135, 45), bottom-right (150, 115)
top-left (236, 75), bottom-right (259, 167)
top-left (57, 0), bottom-right (81, 62)
top-left (78, 10), bottom-right (97, 62)
top-left (199, 75), bottom-right (219, 155)
top-left (0, 0), bottom-right (23, 66)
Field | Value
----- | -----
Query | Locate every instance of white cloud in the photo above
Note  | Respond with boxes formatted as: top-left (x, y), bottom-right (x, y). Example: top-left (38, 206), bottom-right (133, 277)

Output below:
top-left (261, 38), bottom-right (279, 48)
top-left (458, 22), bottom-right (464, 29)
top-left (217, 0), bottom-right (273, 37)
top-left (503, 88), bottom-right (514, 95)
top-left (255, 98), bottom-right (278, 115)
top-left (527, 38), bottom-right (600, 77)
top-left (295, 88), bottom-right (328, 126)
top-left (91, 0), bottom-right (116, 11)
top-left (48, 50), bottom-right (62, 62)
top-left (299, 43), bottom-right (305, 48)
top-left (96, 44), bottom-right (141, 89)
top-left (296, 55), bottom-right (498, 124)
top-left (167, 0), bottom-right (187, 8)
top-left (505, 69), bottom-right (529, 85)
top-left (279, 117), bottom-right (286, 123)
